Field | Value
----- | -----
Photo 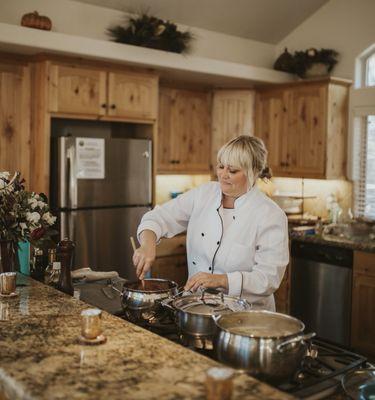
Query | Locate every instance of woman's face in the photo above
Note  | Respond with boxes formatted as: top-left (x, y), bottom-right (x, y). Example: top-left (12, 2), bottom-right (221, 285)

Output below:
top-left (216, 163), bottom-right (249, 198)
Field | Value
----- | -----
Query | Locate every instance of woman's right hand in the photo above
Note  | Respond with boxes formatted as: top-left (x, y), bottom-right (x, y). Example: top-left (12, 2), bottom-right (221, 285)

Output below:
top-left (133, 245), bottom-right (156, 279)
top-left (132, 230), bottom-right (157, 279)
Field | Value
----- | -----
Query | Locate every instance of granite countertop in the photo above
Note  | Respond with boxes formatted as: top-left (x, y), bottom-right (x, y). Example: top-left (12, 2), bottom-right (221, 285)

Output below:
top-left (0, 274), bottom-right (294, 400)
top-left (291, 234), bottom-right (375, 253)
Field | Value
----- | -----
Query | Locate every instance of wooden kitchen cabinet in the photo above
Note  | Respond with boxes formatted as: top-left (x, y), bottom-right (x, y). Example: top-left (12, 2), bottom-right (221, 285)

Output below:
top-left (152, 235), bottom-right (188, 287)
top-left (107, 71), bottom-right (158, 120)
top-left (48, 64), bottom-right (107, 116)
top-left (157, 87), bottom-right (211, 173)
top-left (0, 60), bottom-right (31, 187)
top-left (48, 63), bottom-right (158, 120)
top-left (211, 90), bottom-right (255, 171)
top-left (255, 78), bottom-right (350, 179)
top-left (351, 251), bottom-right (375, 357)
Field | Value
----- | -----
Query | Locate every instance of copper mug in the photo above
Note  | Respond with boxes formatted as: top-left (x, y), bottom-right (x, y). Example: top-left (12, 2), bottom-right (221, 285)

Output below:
top-left (0, 272), bottom-right (17, 295)
top-left (81, 308), bottom-right (102, 339)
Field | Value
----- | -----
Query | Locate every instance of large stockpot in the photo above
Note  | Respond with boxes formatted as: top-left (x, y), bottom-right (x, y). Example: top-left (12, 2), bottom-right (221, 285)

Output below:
top-left (113, 278), bottom-right (178, 324)
top-left (162, 290), bottom-right (251, 338)
top-left (213, 310), bottom-right (315, 383)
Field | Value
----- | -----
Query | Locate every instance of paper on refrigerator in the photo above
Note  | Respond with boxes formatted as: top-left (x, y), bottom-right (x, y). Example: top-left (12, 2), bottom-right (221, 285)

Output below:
top-left (76, 137), bottom-right (105, 179)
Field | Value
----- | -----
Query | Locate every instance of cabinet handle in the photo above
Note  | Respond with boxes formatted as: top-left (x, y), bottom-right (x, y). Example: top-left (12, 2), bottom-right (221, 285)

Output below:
top-left (101, 103), bottom-right (107, 109)
top-left (110, 104), bottom-right (116, 110)
top-left (170, 160), bottom-right (175, 164)
top-left (280, 161), bottom-right (286, 167)
top-left (175, 160), bottom-right (180, 164)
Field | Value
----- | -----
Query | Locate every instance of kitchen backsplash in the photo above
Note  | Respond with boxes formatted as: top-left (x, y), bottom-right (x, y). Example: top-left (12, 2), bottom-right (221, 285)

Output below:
top-left (258, 177), bottom-right (353, 220)
top-left (156, 175), bottom-right (353, 220)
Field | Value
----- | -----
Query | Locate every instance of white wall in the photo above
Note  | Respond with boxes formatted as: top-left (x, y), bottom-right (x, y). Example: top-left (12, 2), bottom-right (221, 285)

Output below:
top-left (276, 0), bottom-right (375, 80)
top-left (0, 0), bottom-right (275, 68)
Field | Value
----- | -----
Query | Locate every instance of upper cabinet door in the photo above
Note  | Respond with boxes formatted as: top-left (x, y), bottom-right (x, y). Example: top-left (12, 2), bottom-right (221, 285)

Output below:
top-left (48, 64), bottom-right (107, 116)
top-left (107, 71), bottom-right (158, 120)
top-left (255, 90), bottom-right (285, 174)
top-left (211, 90), bottom-right (255, 171)
top-left (157, 87), bottom-right (211, 173)
top-left (286, 84), bottom-right (326, 176)
top-left (0, 62), bottom-right (31, 186)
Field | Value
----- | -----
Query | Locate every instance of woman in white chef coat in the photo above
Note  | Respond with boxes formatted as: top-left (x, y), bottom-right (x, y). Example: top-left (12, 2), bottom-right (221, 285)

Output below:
top-left (133, 135), bottom-right (289, 311)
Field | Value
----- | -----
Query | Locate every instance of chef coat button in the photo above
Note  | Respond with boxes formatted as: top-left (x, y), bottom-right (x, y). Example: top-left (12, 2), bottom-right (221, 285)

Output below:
top-left (209, 267), bottom-right (212, 271)
top-left (217, 241), bottom-right (220, 245)
top-left (233, 216), bottom-right (236, 220)
top-left (201, 233), bottom-right (205, 237)
top-left (192, 261), bottom-right (196, 265)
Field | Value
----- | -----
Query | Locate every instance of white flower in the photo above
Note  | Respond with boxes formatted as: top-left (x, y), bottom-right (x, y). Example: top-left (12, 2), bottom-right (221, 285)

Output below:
top-left (42, 212), bottom-right (56, 226)
top-left (19, 222), bottom-right (28, 233)
top-left (0, 172), bottom-right (10, 180)
top-left (37, 200), bottom-right (46, 209)
top-left (307, 48), bottom-right (317, 57)
top-left (155, 24), bottom-right (166, 36)
top-left (26, 212), bottom-right (41, 224)
top-left (28, 198), bottom-right (39, 209)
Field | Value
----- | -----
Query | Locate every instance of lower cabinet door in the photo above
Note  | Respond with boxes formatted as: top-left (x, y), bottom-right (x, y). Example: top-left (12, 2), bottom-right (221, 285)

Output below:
top-left (152, 255), bottom-right (188, 287)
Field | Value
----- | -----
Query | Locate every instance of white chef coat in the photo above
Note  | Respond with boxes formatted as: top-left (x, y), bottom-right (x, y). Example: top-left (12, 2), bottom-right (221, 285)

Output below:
top-left (137, 181), bottom-right (289, 311)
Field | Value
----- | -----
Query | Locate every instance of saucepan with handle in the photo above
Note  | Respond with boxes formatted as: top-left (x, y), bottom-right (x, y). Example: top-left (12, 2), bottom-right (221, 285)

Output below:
top-left (161, 288), bottom-right (251, 338)
top-left (213, 310), bottom-right (316, 383)
top-left (111, 278), bottom-right (179, 324)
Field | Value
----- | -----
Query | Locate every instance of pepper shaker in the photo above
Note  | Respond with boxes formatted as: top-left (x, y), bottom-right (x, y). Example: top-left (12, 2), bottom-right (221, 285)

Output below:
top-left (57, 237), bottom-right (75, 296)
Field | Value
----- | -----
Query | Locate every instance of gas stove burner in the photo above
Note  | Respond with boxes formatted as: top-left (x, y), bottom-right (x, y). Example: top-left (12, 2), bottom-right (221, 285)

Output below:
top-left (179, 333), bottom-right (214, 350)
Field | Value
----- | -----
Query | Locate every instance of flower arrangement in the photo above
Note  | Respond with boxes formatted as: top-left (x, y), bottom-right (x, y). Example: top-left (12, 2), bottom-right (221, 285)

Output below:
top-left (0, 172), bottom-right (57, 247)
top-left (107, 13), bottom-right (193, 54)
top-left (274, 48), bottom-right (339, 78)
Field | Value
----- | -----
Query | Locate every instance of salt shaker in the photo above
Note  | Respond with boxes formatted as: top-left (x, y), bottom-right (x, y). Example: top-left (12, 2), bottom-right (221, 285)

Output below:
top-left (56, 238), bottom-right (75, 296)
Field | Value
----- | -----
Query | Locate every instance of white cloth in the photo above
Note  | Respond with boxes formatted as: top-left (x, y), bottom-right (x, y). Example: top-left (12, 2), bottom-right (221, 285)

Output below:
top-left (137, 182), bottom-right (289, 311)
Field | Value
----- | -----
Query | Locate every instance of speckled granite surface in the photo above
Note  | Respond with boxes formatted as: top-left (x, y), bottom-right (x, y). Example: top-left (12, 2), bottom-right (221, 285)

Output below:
top-left (0, 275), bottom-right (294, 400)
top-left (291, 234), bottom-right (375, 253)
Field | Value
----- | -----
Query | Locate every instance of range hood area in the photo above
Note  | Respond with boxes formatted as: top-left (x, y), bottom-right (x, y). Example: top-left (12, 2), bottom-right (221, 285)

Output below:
top-left (0, 22), bottom-right (294, 87)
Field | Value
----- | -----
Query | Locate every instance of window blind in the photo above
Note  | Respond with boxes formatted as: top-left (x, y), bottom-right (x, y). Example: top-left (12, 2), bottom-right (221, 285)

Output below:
top-left (354, 115), bottom-right (375, 220)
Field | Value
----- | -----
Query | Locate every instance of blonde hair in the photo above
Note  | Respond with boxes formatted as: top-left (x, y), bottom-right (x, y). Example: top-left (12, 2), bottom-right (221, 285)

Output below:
top-left (217, 135), bottom-right (271, 185)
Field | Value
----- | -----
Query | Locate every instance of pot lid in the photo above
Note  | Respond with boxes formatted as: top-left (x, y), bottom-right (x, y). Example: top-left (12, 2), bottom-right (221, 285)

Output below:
top-left (216, 311), bottom-right (304, 338)
top-left (173, 293), bottom-right (249, 316)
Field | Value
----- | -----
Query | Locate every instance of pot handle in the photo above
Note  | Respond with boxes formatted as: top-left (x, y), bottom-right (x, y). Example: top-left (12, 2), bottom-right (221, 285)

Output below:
top-left (107, 284), bottom-right (123, 297)
top-left (277, 332), bottom-right (316, 352)
top-left (211, 314), bottom-right (221, 324)
top-left (161, 297), bottom-right (175, 312)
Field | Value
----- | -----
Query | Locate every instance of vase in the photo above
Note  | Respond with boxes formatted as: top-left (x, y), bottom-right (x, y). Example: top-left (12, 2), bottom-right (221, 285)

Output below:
top-left (0, 240), bottom-right (17, 273)
top-left (304, 62), bottom-right (330, 78)
top-left (17, 241), bottom-right (30, 276)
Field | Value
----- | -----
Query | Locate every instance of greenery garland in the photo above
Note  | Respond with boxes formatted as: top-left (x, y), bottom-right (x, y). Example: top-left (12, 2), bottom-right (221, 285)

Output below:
top-left (107, 14), bottom-right (194, 54)
top-left (274, 48), bottom-right (339, 78)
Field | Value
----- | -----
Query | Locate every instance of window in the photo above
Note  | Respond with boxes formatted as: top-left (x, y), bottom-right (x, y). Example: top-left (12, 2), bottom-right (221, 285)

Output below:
top-left (366, 53), bottom-right (375, 86)
top-left (355, 116), bottom-right (375, 219)
top-left (352, 45), bottom-right (375, 220)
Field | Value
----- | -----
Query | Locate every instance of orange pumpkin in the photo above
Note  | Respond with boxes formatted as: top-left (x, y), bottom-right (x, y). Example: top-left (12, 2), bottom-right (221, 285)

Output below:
top-left (21, 11), bottom-right (52, 31)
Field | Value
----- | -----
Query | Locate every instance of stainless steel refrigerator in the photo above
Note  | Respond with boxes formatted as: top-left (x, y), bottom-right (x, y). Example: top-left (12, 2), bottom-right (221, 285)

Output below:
top-left (52, 129), bottom-right (152, 281)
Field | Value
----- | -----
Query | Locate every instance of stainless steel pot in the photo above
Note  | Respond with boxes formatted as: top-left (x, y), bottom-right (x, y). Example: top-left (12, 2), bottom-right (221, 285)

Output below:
top-left (113, 278), bottom-right (178, 324)
top-left (162, 290), bottom-right (251, 338)
top-left (213, 310), bottom-right (315, 383)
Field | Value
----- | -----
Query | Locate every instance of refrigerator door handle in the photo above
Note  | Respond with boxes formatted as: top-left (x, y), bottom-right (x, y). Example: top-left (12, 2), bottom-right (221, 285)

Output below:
top-left (67, 145), bottom-right (78, 209)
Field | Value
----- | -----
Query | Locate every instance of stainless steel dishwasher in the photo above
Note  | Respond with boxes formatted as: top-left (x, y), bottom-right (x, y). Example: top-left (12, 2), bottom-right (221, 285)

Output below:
top-left (290, 241), bottom-right (353, 346)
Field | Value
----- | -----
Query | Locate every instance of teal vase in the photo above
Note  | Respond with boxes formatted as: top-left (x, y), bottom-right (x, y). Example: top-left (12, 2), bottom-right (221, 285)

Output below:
top-left (17, 241), bottom-right (30, 276)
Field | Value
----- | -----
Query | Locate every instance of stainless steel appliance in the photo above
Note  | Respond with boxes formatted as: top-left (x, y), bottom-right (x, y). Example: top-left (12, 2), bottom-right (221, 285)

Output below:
top-left (50, 120), bottom-right (152, 280)
top-left (290, 241), bottom-right (353, 346)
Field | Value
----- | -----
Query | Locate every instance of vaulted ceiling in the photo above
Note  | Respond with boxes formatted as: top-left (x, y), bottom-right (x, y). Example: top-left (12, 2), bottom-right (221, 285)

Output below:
top-left (75, 0), bottom-right (329, 44)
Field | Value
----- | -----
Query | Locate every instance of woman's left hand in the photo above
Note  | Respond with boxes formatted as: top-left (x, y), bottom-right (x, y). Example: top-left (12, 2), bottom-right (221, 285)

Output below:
top-left (184, 272), bottom-right (228, 292)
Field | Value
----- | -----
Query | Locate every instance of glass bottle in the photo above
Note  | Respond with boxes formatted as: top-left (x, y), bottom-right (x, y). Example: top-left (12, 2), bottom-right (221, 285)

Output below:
top-left (44, 248), bottom-right (57, 284)
top-left (56, 238), bottom-right (74, 296)
top-left (30, 248), bottom-right (46, 282)
top-left (47, 261), bottom-right (61, 288)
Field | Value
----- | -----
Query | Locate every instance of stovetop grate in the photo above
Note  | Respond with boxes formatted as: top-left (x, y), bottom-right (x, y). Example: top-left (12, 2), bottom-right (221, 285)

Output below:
top-left (117, 310), bottom-right (367, 399)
